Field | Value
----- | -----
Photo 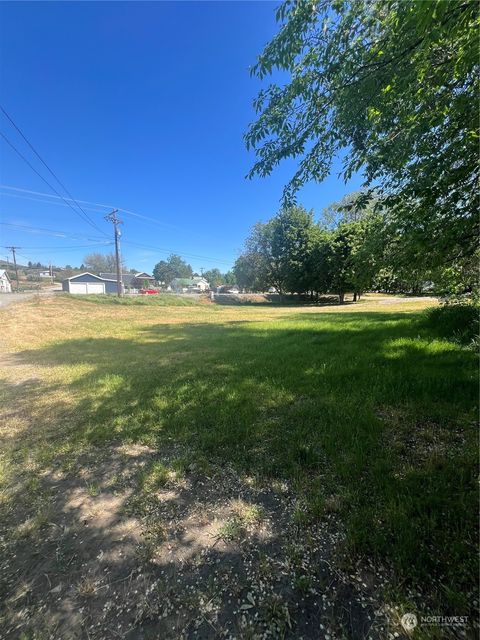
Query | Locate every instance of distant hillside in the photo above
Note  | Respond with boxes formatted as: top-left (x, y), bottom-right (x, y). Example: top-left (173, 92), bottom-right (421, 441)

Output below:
top-left (0, 259), bottom-right (28, 270)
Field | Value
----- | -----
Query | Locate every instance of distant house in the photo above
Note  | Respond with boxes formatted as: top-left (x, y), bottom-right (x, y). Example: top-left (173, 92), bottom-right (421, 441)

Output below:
top-left (0, 270), bottom-right (12, 293)
top-left (99, 272), bottom-right (155, 290)
top-left (170, 277), bottom-right (210, 293)
top-left (39, 270), bottom-right (53, 279)
top-left (62, 272), bottom-right (118, 295)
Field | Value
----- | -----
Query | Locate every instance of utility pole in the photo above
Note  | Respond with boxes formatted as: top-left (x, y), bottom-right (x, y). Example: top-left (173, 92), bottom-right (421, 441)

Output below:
top-left (5, 246), bottom-right (20, 292)
top-left (104, 209), bottom-right (123, 297)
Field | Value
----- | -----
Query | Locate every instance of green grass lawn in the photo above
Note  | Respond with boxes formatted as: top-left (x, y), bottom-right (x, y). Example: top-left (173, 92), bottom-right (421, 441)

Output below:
top-left (70, 292), bottom-right (206, 305)
top-left (0, 296), bottom-right (477, 637)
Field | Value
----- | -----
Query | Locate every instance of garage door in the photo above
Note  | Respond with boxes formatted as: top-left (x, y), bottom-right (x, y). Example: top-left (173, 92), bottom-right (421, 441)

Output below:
top-left (69, 282), bottom-right (105, 294)
top-left (86, 282), bottom-right (105, 294)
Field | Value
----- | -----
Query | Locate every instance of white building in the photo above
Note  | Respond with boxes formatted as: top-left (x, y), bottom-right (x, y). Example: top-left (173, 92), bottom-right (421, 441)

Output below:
top-left (0, 270), bottom-right (12, 293)
top-left (170, 277), bottom-right (210, 293)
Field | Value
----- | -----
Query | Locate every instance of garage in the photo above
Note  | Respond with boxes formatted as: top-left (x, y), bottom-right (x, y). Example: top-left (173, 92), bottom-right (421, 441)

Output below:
top-left (69, 281), bottom-right (105, 294)
top-left (62, 272), bottom-right (118, 295)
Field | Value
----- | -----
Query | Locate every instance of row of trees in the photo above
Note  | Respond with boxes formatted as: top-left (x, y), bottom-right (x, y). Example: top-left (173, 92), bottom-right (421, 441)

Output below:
top-left (244, 0), bottom-right (478, 299)
top-left (152, 254), bottom-right (236, 287)
top-left (234, 194), bottom-right (477, 300)
top-left (79, 252), bottom-right (237, 288)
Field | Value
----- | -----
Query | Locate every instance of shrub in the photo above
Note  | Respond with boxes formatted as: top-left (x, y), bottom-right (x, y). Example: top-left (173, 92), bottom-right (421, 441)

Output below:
top-left (423, 304), bottom-right (479, 345)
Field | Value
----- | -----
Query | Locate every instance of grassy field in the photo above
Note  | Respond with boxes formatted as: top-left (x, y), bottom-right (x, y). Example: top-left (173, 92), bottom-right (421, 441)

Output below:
top-left (0, 294), bottom-right (477, 639)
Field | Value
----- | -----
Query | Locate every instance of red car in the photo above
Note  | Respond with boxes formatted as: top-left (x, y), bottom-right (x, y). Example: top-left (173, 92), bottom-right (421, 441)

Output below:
top-left (139, 288), bottom-right (159, 295)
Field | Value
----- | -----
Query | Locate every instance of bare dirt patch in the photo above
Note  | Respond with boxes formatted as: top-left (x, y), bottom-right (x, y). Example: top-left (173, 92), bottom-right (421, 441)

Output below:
top-left (0, 444), bottom-right (398, 640)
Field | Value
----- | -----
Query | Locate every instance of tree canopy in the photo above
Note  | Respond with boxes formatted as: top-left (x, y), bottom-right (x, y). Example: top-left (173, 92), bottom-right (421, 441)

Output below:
top-left (153, 254), bottom-right (193, 284)
top-left (83, 252), bottom-right (117, 274)
top-left (203, 268), bottom-right (224, 287)
top-left (234, 199), bottom-right (439, 300)
top-left (245, 0), bottom-right (479, 274)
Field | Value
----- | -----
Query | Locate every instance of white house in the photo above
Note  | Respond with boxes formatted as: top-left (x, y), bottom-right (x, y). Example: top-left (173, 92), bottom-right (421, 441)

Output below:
top-left (192, 276), bottom-right (210, 291)
top-left (0, 270), bottom-right (12, 293)
top-left (170, 277), bottom-right (210, 293)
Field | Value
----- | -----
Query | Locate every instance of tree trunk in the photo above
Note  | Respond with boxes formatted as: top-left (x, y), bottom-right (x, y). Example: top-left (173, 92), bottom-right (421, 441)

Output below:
top-left (339, 292), bottom-right (345, 304)
top-left (353, 291), bottom-right (357, 302)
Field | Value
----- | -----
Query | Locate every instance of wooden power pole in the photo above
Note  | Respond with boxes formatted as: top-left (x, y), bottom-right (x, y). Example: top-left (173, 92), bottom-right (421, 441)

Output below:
top-left (104, 209), bottom-right (123, 297)
top-left (5, 246), bottom-right (20, 292)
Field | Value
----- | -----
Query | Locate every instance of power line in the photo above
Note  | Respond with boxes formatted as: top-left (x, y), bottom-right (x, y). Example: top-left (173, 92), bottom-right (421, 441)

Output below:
top-left (1, 219), bottom-right (233, 266)
top-left (0, 106), bottom-right (109, 237)
top-left (9, 243), bottom-right (113, 250)
top-left (0, 184), bottom-right (112, 209)
top-left (122, 239), bottom-right (232, 266)
top-left (0, 184), bottom-right (219, 238)
top-left (0, 131), bottom-right (108, 237)
top-left (0, 221), bottom-right (107, 242)
top-left (0, 190), bottom-right (108, 213)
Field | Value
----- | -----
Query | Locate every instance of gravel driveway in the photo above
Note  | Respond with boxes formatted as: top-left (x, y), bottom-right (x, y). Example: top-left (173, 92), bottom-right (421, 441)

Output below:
top-left (0, 288), bottom-right (61, 308)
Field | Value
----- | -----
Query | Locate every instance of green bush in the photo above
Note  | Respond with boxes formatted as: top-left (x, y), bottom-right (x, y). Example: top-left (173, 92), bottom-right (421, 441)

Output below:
top-left (423, 304), bottom-right (479, 345)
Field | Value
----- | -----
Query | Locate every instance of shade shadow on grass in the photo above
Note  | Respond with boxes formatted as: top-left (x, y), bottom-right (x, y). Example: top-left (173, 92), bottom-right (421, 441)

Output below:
top-left (3, 311), bottom-right (478, 624)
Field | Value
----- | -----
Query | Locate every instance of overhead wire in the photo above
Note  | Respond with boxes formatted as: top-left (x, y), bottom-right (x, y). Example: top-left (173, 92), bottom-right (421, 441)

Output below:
top-left (1, 219), bottom-right (232, 265)
top-left (122, 239), bottom-right (232, 265)
top-left (0, 221), bottom-right (107, 242)
top-left (0, 184), bottom-right (221, 238)
top-left (0, 190), bottom-right (108, 213)
top-left (14, 243), bottom-right (113, 251)
top-left (0, 131), bottom-right (108, 238)
top-left (0, 106), bottom-right (109, 236)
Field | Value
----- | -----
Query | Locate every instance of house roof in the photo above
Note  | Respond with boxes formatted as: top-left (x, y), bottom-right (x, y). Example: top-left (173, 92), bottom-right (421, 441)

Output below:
top-left (99, 272), bottom-right (154, 285)
top-left (0, 269), bottom-right (11, 281)
top-left (170, 277), bottom-right (209, 286)
top-left (63, 272), bottom-right (117, 282)
top-left (100, 273), bottom-right (134, 285)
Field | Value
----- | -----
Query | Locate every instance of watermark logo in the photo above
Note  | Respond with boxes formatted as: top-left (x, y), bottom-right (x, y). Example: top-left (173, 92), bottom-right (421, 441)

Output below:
top-left (401, 613), bottom-right (418, 632)
top-left (400, 611), bottom-right (468, 632)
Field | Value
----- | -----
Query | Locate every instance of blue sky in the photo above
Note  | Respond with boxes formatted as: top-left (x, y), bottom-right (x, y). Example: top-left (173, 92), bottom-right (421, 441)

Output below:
top-left (0, 1), bottom-right (362, 273)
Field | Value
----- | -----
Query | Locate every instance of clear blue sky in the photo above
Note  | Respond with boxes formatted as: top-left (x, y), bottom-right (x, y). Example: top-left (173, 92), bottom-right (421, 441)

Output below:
top-left (0, 1), bottom-right (362, 273)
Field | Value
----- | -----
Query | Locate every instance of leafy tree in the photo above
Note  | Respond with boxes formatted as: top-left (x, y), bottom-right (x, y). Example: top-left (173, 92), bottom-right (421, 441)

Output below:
top-left (203, 268), bottom-right (223, 288)
top-left (239, 206), bottom-right (316, 295)
top-left (153, 254), bottom-right (193, 284)
top-left (321, 191), bottom-right (381, 228)
top-left (153, 260), bottom-right (174, 284)
top-left (269, 206), bottom-right (316, 295)
top-left (306, 226), bottom-right (333, 298)
top-left (246, 0), bottom-right (479, 278)
top-left (83, 252), bottom-right (117, 274)
top-left (223, 270), bottom-right (236, 285)
top-left (234, 252), bottom-right (268, 292)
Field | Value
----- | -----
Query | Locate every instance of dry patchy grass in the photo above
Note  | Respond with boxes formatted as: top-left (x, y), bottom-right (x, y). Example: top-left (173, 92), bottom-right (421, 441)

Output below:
top-left (0, 293), bottom-right (477, 640)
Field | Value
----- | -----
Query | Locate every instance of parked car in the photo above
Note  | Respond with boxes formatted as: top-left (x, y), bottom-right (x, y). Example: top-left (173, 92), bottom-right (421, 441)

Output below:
top-left (139, 288), bottom-right (159, 295)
